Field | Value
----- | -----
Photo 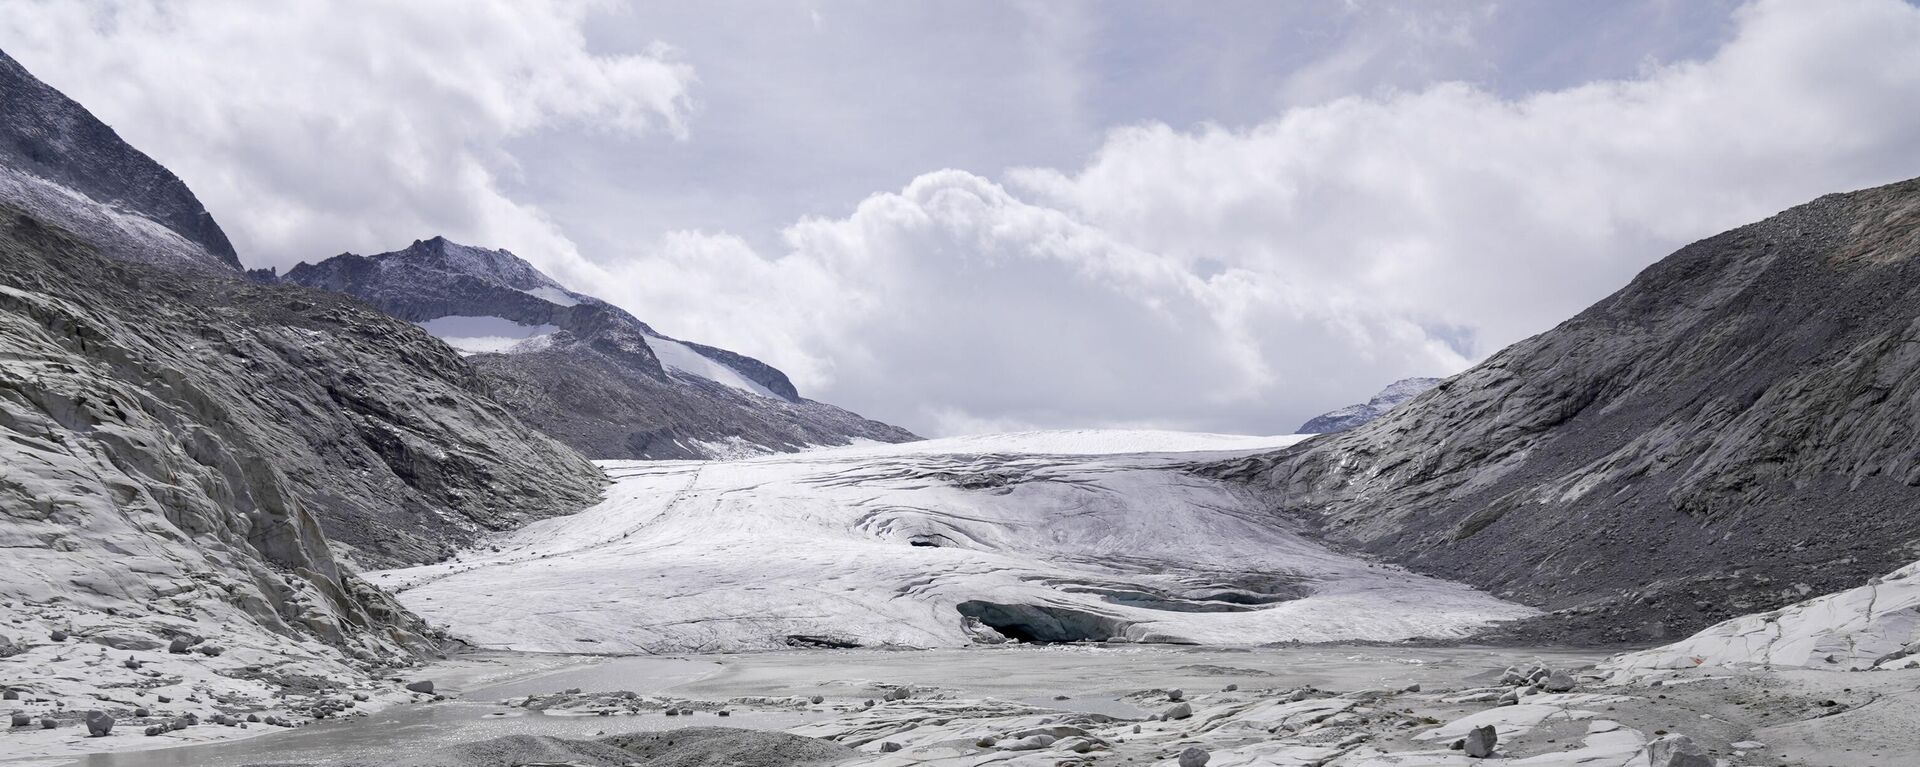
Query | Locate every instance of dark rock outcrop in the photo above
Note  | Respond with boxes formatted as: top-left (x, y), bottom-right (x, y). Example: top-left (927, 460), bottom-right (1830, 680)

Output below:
top-left (1215, 178), bottom-right (1920, 643)
top-left (283, 237), bottom-right (918, 459)
top-left (0, 49), bottom-right (237, 270)
top-left (1297, 377), bottom-right (1443, 434)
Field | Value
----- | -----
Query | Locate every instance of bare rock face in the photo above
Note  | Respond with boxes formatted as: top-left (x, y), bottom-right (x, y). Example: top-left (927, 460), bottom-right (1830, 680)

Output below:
top-left (282, 237), bottom-right (918, 460)
top-left (0, 47), bottom-right (607, 718)
top-left (0, 49), bottom-right (237, 271)
top-left (0, 219), bottom-right (603, 570)
top-left (1215, 178), bottom-right (1920, 642)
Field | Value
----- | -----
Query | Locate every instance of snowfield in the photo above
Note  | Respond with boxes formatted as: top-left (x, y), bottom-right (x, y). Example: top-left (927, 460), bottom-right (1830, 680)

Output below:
top-left (370, 431), bottom-right (1533, 653)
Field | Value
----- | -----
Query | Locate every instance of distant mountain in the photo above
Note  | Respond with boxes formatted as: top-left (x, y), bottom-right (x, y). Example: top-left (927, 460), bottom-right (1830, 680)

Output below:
top-left (1214, 177), bottom-right (1920, 644)
top-left (283, 237), bottom-right (919, 460)
top-left (0, 49), bottom-right (237, 270)
top-left (1297, 377), bottom-right (1443, 433)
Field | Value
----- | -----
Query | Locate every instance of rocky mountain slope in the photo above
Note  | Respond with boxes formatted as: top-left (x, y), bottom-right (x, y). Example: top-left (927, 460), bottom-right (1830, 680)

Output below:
top-left (1296, 377), bottom-right (1442, 433)
top-left (1214, 177), bottom-right (1920, 644)
top-left (0, 49), bottom-right (237, 271)
top-left (0, 49), bottom-right (606, 757)
top-left (282, 238), bottom-right (918, 460)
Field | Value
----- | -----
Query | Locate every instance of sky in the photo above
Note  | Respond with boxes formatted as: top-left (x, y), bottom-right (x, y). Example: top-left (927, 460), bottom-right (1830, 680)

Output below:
top-left (3, 0), bottom-right (1920, 437)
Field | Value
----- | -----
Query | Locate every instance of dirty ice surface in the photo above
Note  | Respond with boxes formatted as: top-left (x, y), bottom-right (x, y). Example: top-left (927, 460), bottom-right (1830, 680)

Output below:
top-left (369, 431), bottom-right (1534, 654)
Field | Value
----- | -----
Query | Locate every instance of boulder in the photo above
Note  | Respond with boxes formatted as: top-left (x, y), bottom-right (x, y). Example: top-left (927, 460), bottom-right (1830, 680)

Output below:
top-left (84, 710), bottom-right (114, 737)
top-left (1161, 702), bottom-right (1193, 720)
top-left (1542, 672), bottom-right (1575, 692)
top-left (1178, 746), bottom-right (1211, 767)
top-left (999, 734), bottom-right (1056, 751)
top-left (2, 689), bottom-right (17, 700)
top-left (405, 680), bottom-right (435, 694)
top-left (49, 629), bottom-right (67, 642)
top-left (1649, 734), bottom-right (1712, 767)
top-left (1464, 724), bottom-right (1496, 758)
top-left (10, 713), bottom-right (29, 727)
top-left (167, 637), bottom-right (193, 654)
top-left (1166, 688), bottom-right (1185, 701)
top-left (1057, 736), bottom-right (1098, 753)
top-left (39, 717), bottom-right (55, 729)
top-left (197, 644), bottom-right (224, 657)
top-left (878, 741), bottom-right (902, 752)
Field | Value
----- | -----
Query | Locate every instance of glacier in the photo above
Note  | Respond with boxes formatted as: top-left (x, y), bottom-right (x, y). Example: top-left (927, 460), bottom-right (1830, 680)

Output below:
top-left (371, 430), bottom-right (1536, 653)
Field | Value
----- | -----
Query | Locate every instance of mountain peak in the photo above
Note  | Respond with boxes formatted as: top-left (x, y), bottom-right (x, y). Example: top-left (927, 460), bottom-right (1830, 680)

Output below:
top-left (0, 48), bottom-right (239, 270)
top-left (1298, 376), bottom-right (1443, 434)
top-left (390, 235), bottom-right (560, 292)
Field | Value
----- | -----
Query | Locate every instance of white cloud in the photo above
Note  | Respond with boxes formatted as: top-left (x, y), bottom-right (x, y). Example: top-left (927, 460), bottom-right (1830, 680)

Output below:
top-left (0, 0), bottom-right (694, 281)
top-left (606, 0), bottom-right (1920, 436)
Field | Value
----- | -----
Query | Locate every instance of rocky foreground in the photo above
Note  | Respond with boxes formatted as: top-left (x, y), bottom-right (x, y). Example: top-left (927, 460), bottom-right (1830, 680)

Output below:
top-left (277, 647), bottom-right (1916, 767)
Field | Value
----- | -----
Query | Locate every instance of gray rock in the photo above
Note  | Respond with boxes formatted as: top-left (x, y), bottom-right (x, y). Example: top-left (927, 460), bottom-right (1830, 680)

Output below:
top-left (1161, 702), bottom-right (1193, 720)
top-left (84, 710), bottom-right (113, 737)
top-left (998, 734), bottom-right (1056, 750)
top-left (1542, 671), bottom-right (1576, 692)
top-left (883, 686), bottom-right (912, 701)
top-left (878, 741), bottom-right (902, 752)
top-left (1214, 177), bottom-right (1920, 643)
top-left (1648, 734), bottom-right (1712, 767)
top-left (133, 707), bottom-right (149, 717)
top-left (1166, 688), bottom-right (1185, 701)
top-left (406, 680), bottom-right (436, 694)
top-left (1178, 746), bottom-right (1211, 767)
top-left (196, 644), bottom-right (224, 657)
top-left (1464, 724), bottom-right (1496, 758)
top-left (144, 725), bottom-right (163, 736)
top-left (9, 713), bottom-right (29, 727)
top-left (167, 637), bottom-right (194, 654)
top-left (808, 695), bottom-right (824, 704)
top-left (39, 717), bottom-right (55, 729)
top-left (2, 689), bottom-right (16, 700)
top-left (1057, 736), bottom-right (1098, 753)
top-left (48, 629), bottom-right (67, 642)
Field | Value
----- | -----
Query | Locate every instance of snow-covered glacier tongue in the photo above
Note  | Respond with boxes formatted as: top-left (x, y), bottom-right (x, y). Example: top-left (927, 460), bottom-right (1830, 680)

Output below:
top-left (371, 430), bottom-right (1536, 653)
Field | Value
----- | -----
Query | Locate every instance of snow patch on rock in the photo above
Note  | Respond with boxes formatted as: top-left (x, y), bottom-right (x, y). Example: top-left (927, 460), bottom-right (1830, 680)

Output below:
top-left (1607, 560), bottom-right (1920, 673)
top-left (415, 315), bottom-right (560, 355)
top-left (645, 334), bottom-right (781, 399)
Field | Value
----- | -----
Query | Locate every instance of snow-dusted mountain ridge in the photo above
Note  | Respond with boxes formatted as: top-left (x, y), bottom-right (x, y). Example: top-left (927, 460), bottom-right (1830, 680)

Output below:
top-left (1296, 376), bottom-right (1442, 434)
top-left (0, 49), bottom-right (238, 271)
top-left (284, 236), bottom-right (918, 460)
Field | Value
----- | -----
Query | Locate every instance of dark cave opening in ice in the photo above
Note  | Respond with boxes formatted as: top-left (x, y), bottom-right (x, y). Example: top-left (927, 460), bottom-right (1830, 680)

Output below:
top-left (955, 600), bottom-right (1131, 643)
